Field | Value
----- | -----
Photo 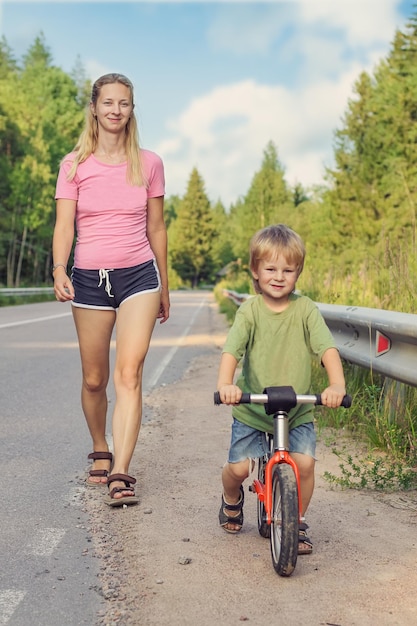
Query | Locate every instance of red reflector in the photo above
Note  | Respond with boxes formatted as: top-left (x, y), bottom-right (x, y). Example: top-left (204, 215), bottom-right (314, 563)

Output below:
top-left (376, 331), bottom-right (391, 356)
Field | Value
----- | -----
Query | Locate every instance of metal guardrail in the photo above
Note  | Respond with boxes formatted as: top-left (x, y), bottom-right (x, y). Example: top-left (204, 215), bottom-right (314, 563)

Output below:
top-left (0, 287), bottom-right (54, 296)
top-left (3, 287), bottom-right (417, 387)
top-left (223, 289), bottom-right (417, 388)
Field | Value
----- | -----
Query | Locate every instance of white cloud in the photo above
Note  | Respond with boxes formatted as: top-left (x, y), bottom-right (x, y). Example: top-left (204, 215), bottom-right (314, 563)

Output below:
top-left (298, 0), bottom-right (401, 46)
top-left (157, 0), bottom-right (409, 205)
top-left (84, 60), bottom-right (112, 82)
top-left (158, 66), bottom-right (363, 205)
top-left (207, 0), bottom-right (404, 56)
top-left (2, 0), bottom-right (410, 207)
top-left (206, 4), bottom-right (294, 55)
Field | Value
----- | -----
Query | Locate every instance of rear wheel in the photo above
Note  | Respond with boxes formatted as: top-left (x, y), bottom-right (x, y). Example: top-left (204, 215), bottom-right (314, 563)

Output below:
top-left (270, 463), bottom-right (299, 577)
top-left (257, 456), bottom-right (270, 538)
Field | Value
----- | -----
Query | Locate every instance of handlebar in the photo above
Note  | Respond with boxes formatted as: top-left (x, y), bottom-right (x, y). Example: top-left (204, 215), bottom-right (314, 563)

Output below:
top-left (214, 385), bottom-right (352, 414)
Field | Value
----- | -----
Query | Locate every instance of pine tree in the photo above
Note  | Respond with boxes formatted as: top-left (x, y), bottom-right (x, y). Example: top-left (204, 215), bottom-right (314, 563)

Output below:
top-left (229, 141), bottom-right (293, 263)
top-left (169, 168), bottom-right (216, 287)
top-left (0, 33), bottom-right (85, 285)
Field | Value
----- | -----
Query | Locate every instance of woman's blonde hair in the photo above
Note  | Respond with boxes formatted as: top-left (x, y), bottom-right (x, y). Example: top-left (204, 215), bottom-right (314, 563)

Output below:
top-left (249, 224), bottom-right (306, 294)
top-left (66, 73), bottom-right (147, 187)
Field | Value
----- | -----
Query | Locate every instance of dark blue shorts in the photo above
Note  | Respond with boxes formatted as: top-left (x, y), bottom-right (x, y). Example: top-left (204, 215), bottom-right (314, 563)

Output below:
top-left (71, 259), bottom-right (160, 310)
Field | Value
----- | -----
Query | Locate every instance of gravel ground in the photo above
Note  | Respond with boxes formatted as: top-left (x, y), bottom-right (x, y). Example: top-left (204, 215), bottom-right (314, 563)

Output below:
top-left (81, 305), bottom-right (417, 626)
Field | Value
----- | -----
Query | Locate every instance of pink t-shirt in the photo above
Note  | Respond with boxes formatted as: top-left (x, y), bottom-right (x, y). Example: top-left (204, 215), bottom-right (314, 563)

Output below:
top-left (55, 150), bottom-right (165, 269)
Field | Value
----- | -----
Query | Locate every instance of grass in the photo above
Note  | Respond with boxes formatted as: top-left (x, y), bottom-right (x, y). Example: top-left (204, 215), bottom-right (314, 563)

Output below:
top-left (312, 362), bottom-right (417, 491)
top-left (0, 293), bottom-right (56, 307)
top-left (322, 449), bottom-right (417, 491)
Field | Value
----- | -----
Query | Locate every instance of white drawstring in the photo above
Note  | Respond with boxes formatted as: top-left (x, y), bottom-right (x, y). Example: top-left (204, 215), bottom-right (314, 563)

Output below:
top-left (98, 269), bottom-right (114, 297)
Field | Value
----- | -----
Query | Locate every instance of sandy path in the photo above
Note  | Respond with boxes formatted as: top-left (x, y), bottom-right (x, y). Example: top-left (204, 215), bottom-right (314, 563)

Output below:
top-left (85, 301), bottom-right (417, 626)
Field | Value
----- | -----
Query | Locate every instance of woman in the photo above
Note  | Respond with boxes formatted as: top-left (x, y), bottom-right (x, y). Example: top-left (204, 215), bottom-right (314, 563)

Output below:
top-left (52, 73), bottom-right (169, 507)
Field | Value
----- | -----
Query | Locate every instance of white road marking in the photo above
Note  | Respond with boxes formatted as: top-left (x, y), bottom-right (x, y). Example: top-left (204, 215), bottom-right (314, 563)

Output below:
top-left (0, 590), bottom-right (26, 625)
top-left (0, 313), bottom-right (71, 330)
top-left (146, 297), bottom-right (207, 390)
top-left (28, 528), bottom-right (66, 556)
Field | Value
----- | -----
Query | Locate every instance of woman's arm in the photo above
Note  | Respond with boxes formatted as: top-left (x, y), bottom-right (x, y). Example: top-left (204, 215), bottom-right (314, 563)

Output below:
top-left (52, 198), bottom-right (76, 301)
top-left (147, 195), bottom-right (170, 323)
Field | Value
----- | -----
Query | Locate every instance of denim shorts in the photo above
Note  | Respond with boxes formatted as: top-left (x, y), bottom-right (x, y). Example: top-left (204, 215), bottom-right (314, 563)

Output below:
top-left (71, 259), bottom-right (160, 310)
top-left (227, 419), bottom-right (316, 463)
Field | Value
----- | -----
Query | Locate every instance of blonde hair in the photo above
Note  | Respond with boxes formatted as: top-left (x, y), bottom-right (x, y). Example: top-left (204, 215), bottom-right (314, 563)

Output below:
top-left (249, 224), bottom-right (306, 294)
top-left (66, 73), bottom-right (147, 187)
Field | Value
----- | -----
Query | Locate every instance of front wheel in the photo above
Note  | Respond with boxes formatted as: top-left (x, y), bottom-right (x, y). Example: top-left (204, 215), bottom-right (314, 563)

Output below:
top-left (270, 463), bottom-right (299, 577)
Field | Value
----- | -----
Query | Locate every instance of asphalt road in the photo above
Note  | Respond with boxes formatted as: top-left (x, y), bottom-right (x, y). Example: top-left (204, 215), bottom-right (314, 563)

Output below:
top-left (0, 291), bottom-right (214, 626)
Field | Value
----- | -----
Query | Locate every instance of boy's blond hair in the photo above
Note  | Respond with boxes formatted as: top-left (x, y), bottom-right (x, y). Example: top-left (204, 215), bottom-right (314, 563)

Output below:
top-left (249, 224), bottom-right (306, 294)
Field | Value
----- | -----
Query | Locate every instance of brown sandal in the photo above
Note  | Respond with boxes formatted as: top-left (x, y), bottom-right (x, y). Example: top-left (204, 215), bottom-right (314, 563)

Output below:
top-left (86, 451), bottom-right (113, 486)
top-left (219, 486), bottom-right (244, 533)
top-left (105, 473), bottom-right (139, 507)
top-left (298, 521), bottom-right (313, 555)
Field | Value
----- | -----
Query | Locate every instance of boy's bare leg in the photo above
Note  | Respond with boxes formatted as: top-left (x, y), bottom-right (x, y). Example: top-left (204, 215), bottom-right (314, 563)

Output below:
top-left (221, 460), bottom-right (250, 532)
top-left (291, 452), bottom-right (315, 554)
top-left (291, 452), bottom-right (315, 515)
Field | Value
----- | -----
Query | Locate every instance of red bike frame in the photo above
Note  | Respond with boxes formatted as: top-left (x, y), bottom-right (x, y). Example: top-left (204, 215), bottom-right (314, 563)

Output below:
top-left (251, 450), bottom-right (302, 525)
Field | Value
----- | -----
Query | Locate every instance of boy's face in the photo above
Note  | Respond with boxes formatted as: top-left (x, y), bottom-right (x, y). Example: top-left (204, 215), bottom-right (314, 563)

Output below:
top-left (252, 254), bottom-right (298, 307)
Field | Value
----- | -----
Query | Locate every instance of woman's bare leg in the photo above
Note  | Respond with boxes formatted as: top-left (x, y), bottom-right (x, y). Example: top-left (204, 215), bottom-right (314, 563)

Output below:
top-left (109, 291), bottom-right (161, 498)
top-left (72, 306), bottom-right (116, 482)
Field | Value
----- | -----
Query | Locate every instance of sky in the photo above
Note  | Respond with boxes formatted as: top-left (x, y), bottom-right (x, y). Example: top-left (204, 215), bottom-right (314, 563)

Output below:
top-left (0, 0), bottom-right (415, 206)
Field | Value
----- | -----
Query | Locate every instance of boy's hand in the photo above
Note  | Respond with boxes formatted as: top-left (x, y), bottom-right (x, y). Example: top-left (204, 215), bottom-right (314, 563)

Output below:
top-left (217, 384), bottom-right (242, 405)
top-left (320, 383), bottom-right (346, 408)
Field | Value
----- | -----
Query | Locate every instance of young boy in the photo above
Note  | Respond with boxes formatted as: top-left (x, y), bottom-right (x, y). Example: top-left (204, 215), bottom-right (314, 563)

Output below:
top-left (217, 224), bottom-right (346, 554)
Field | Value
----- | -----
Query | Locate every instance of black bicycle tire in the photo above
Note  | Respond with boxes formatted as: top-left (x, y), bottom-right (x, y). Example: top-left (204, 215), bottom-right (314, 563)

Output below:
top-left (257, 456), bottom-right (271, 538)
top-left (270, 463), bottom-right (299, 577)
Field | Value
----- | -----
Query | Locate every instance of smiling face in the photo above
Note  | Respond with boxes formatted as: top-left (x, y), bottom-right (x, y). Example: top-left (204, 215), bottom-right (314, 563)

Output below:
top-left (251, 254), bottom-right (299, 311)
top-left (90, 81), bottom-right (134, 134)
top-left (249, 225), bottom-right (305, 310)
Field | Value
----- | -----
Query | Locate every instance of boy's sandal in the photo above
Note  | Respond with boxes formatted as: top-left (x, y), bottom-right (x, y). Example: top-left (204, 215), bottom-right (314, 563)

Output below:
top-left (219, 486), bottom-right (244, 534)
top-left (86, 451), bottom-right (113, 486)
top-left (298, 521), bottom-right (313, 555)
top-left (105, 473), bottom-right (139, 507)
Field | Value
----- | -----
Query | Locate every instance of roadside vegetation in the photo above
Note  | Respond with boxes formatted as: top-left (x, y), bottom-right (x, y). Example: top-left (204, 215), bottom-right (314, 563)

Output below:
top-left (312, 362), bottom-right (417, 491)
top-left (1, 14), bottom-right (417, 487)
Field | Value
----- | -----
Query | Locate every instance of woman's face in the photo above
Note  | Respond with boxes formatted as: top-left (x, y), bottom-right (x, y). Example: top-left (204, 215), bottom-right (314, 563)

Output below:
top-left (91, 82), bottom-right (134, 134)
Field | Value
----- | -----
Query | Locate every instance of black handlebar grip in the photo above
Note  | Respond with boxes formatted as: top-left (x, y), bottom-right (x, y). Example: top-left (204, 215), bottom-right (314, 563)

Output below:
top-left (342, 394), bottom-right (352, 408)
top-left (315, 394), bottom-right (352, 408)
top-left (213, 391), bottom-right (252, 405)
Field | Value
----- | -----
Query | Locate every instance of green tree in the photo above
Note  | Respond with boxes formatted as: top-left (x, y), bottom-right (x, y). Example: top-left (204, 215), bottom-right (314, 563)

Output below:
top-left (0, 34), bottom-right (86, 286)
top-left (169, 168), bottom-right (215, 287)
top-left (0, 39), bottom-right (21, 283)
top-left (164, 194), bottom-right (181, 229)
top-left (211, 199), bottom-right (234, 274)
top-left (320, 15), bottom-right (417, 270)
top-left (229, 141), bottom-right (293, 263)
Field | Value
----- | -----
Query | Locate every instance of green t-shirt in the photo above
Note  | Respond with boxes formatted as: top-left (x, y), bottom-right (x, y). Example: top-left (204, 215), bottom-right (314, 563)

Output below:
top-left (223, 293), bottom-right (336, 433)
